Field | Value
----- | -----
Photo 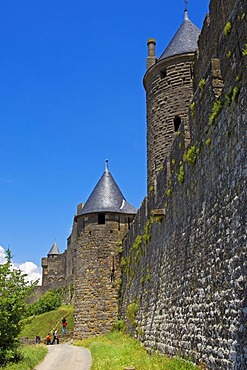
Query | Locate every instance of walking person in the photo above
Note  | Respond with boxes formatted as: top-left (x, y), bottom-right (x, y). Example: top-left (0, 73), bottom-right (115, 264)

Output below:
top-left (52, 329), bottom-right (59, 344)
top-left (62, 317), bottom-right (67, 334)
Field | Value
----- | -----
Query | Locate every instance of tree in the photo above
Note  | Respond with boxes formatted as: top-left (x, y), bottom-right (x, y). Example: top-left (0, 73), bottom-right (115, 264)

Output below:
top-left (26, 289), bottom-right (62, 316)
top-left (0, 249), bottom-right (36, 365)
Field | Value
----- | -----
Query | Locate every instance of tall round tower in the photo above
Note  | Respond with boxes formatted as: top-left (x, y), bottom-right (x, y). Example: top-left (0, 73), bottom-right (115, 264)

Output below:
top-left (144, 10), bottom-right (200, 190)
top-left (73, 161), bottom-right (136, 339)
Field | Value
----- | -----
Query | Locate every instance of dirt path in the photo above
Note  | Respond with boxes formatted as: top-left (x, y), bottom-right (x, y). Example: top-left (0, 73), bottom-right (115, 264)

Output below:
top-left (34, 343), bottom-right (92, 370)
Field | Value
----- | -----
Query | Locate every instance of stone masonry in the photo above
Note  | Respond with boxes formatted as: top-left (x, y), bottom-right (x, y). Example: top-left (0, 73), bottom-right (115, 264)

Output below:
top-left (120, 0), bottom-right (247, 369)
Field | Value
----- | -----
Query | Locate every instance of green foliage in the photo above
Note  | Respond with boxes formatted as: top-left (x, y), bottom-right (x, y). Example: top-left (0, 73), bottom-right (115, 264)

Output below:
top-left (149, 185), bottom-right (154, 192)
top-left (183, 146), bottom-right (197, 165)
top-left (26, 290), bottom-right (62, 316)
top-left (225, 86), bottom-right (240, 105)
top-left (155, 216), bottom-right (163, 223)
top-left (120, 257), bottom-right (127, 269)
top-left (241, 12), bottom-right (246, 20)
top-left (226, 50), bottom-right (232, 58)
top-left (0, 249), bottom-right (36, 366)
top-left (225, 88), bottom-right (233, 106)
top-left (232, 86), bottom-right (240, 102)
top-left (116, 240), bottom-right (123, 254)
top-left (75, 331), bottom-right (200, 370)
top-left (190, 102), bottom-right (195, 118)
top-left (209, 99), bottom-right (223, 125)
top-left (205, 138), bottom-right (211, 147)
top-left (178, 164), bottom-right (185, 184)
top-left (224, 21), bottom-right (232, 35)
top-left (199, 79), bottom-right (205, 89)
top-left (166, 188), bottom-right (172, 198)
top-left (242, 43), bottom-right (247, 56)
top-left (127, 302), bottom-right (139, 327)
top-left (171, 158), bottom-right (176, 165)
top-left (112, 320), bottom-right (126, 333)
top-left (2, 345), bottom-right (48, 370)
top-left (143, 218), bottom-right (154, 244)
top-left (132, 235), bottom-right (142, 250)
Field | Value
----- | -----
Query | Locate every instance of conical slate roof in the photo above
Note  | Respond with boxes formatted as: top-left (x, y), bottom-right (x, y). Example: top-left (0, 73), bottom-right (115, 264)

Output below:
top-left (48, 242), bottom-right (60, 256)
top-left (77, 161), bottom-right (137, 216)
top-left (159, 10), bottom-right (200, 60)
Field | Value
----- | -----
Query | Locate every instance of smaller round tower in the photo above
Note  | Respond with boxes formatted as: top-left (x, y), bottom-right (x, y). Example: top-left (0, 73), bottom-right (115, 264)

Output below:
top-left (144, 10), bottom-right (200, 190)
top-left (73, 161), bottom-right (136, 338)
top-left (41, 242), bottom-right (65, 286)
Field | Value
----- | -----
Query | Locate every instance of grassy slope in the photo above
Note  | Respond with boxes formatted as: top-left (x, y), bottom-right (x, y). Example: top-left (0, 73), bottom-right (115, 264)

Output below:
top-left (19, 307), bottom-right (199, 369)
top-left (20, 305), bottom-right (74, 339)
top-left (75, 331), bottom-right (200, 370)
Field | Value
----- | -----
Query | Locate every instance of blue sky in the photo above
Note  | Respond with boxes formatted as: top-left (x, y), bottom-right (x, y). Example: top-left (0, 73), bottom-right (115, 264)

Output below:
top-left (0, 0), bottom-right (209, 282)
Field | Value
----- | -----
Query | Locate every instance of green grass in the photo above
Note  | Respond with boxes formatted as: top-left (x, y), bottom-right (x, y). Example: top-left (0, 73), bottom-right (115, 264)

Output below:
top-left (75, 331), bottom-right (199, 370)
top-left (0, 345), bottom-right (48, 370)
top-left (20, 305), bottom-right (74, 340)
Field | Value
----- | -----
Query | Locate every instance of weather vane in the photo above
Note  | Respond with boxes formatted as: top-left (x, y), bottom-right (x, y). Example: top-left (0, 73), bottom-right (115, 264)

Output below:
top-left (184, 0), bottom-right (188, 11)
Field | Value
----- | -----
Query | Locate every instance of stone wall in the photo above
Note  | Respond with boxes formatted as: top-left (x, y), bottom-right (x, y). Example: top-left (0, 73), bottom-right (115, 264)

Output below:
top-left (120, 0), bottom-right (247, 368)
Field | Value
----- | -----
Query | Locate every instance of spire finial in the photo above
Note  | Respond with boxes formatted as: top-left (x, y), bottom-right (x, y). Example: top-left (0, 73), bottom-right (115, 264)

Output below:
top-left (105, 159), bottom-right (109, 171)
top-left (184, 0), bottom-right (189, 20)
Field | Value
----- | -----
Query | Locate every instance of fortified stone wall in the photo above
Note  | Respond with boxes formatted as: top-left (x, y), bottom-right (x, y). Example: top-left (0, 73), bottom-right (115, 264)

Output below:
top-left (120, 0), bottom-right (247, 369)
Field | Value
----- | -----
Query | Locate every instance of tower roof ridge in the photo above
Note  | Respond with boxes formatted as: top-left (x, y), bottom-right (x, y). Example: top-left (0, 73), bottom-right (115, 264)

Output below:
top-left (77, 162), bottom-right (137, 216)
top-left (48, 241), bottom-right (60, 256)
top-left (159, 11), bottom-right (200, 60)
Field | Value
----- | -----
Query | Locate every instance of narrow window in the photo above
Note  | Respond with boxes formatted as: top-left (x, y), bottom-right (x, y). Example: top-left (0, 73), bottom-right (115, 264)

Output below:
top-left (190, 65), bottom-right (193, 80)
top-left (174, 116), bottom-right (181, 132)
top-left (118, 216), bottom-right (121, 231)
top-left (98, 213), bottom-right (105, 225)
top-left (160, 69), bottom-right (167, 79)
top-left (128, 217), bottom-right (131, 230)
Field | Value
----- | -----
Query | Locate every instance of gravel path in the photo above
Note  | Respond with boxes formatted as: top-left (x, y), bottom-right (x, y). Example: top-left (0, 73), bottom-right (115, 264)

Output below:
top-left (34, 343), bottom-right (92, 370)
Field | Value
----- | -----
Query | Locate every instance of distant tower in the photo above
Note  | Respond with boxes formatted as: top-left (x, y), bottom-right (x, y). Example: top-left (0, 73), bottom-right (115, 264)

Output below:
top-left (144, 10), bottom-right (200, 190)
top-left (41, 242), bottom-right (65, 286)
top-left (73, 161), bottom-right (136, 339)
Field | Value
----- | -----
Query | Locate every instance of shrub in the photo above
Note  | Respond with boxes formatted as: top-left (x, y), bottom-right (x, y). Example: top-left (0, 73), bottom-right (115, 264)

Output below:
top-left (232, 86), bottom-right (240, 102)
top-left (190, 102), bottom-right (195, 118)
top-left (178, 164), bottom-right (185, 184)
top-left (226, 50), bottom-right (232, 58)
top-left (0, 249), bottom-right (36, 366)
top-left (183, 146), bottom-right (197, 165)
top-left (166, 188), bottom-right (172, 198)
top-left (26, 290), bottom-right (62, 316)
top-left (224, 22), bottom-right (232, 35)
top-left (209, 100), bottom-right (223, 125)
top-left (199, 79), bottom-right (205, 89)
top-left (127, 302), bottom-right (139, 327)
top-left (112, 320), bottom-right (126, 333)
